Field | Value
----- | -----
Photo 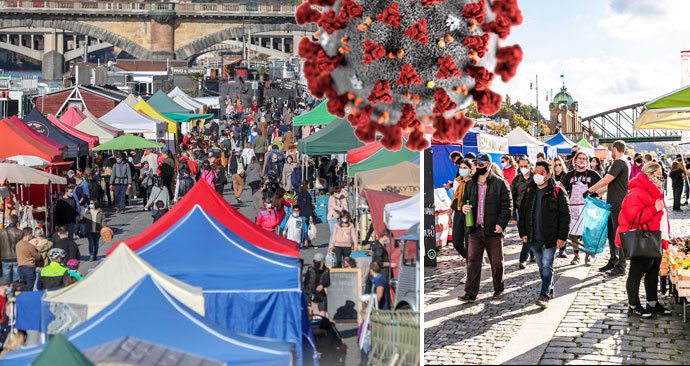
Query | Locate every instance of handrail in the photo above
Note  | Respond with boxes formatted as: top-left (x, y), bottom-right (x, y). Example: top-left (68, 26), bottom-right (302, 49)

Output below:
top-left (0, 1), bottom-right (296, 14)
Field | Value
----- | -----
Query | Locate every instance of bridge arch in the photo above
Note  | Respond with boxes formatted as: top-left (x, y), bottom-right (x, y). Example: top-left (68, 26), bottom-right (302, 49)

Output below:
top-left (175, 23), bottom-right (315, 60)
top-left (0, 18), bottom-right (150, 60)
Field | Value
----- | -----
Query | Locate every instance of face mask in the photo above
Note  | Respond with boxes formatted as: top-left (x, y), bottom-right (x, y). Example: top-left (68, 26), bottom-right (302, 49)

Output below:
top-left (458, 168), bottom-right (470, 177)
top-left (341, 218), bottom-right (349, 223)
top-left (475, 166), bottom-right (488, 176)
top-left (577, 162), bottom-right (587, 169)
top-left (266, 204), bottom-right (273, 209)
top-left (88, 204), bottom-right (95, 209)
top-left (292, 212), bottom-right (300, 218)
top-left (501, 162), bottom-right (508, 169)
top-left (533, 174), bottom-right (546, 185)
top-left (520, 167), bottom-right (530, 176)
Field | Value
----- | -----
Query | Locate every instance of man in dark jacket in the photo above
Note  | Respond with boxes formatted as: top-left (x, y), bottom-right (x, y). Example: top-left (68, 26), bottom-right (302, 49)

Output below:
top-left (511, 156), bottom-right (536, 268)
top-left (52, 227), bottom-right (81, 263)
top-left (0, 215), bottom-right (22, 282)
top-left (54, 185), bottom-right (79, 238)
top-left (459, 154), bottom-right (513, 302)
top-left (303, 252), bottom-right (331, 315)
top-left (518, 161), bottom-right (570, 309)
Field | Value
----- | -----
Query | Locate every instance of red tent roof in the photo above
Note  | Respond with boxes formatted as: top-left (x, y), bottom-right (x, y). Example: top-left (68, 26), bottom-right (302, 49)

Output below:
top-left (0, 119), bottom-right (64, 162)
top-left (108, 181), bottom-right (299, 257)
top-left (48, 114), bottom-right (100, 148)
top-left (347, 141), bottom-right (383, 164)
top-left (8, 115), bottom-right (67, 152)
top-left (59, 107), bottom-right (87, 127)
top-left (362, 188), bottom-right (408, 238)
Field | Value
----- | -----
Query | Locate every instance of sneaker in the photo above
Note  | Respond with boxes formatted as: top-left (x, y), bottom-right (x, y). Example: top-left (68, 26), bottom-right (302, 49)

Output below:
top-left (492, 291), bottom-right (503, 300)
top-left (584, 255), bottom-right (592, 266)
top-left (628, 305), bottom-right (653, 318)
top-left (459, 274), bottom-right (467, 284)
top-left (536, 296), bottom-right (549, 309)
top-left (646, 303), bottom-right (672, 316)
top-left (519, 262), bottom-right (526, 269)
top-left (599, 262), bottom-right (614, 272)
top-left (608, 267), bottom-right (625, 277)
top-left (458, 294), bottom-right (476, 303)
top-left (570, 256), bottom-right (580, 265)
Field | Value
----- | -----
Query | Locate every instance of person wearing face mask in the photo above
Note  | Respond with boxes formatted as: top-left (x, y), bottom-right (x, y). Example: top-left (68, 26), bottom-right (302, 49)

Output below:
top-left (449, 159), bottom-right (473, 264)
top-left (590, 156), bottom-right (605, 178)
top-left (80, 200), bottom-right (106, 262)
top-left (329, 212), bottom-right (357, 268)
top-left (561, 152), bottom-right (602, 265)
top-left (109, 153), bottom-right (132, 214)
top-left (458, 154), bottom-right (513, 302)
top-left (279, 206), bottom-right (308, 248)
top-left (365, 229), bottom-right (394, 293)
top-left (518, 161), bottom-right (570, 309)
top-left (303, 253), bottom-right (331, 317)
top-left (256, 200), bottom-right (280, 232)
top-left (501, 155), bottom-right (517, 185)
top-left (327, 186), bottom-right (346, 246)
top-left (615, 162), bottom-right (672, 318)
top-left (511, 156), bottom-right (535, 268)
top-left (552, 156), bottom-right (568, 183)
top-left (630, 153), bottom-right (644, 180)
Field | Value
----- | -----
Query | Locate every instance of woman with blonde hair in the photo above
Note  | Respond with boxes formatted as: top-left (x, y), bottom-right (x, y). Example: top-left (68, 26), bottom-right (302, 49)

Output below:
top-left (552, 156), bottom-right (568, 184)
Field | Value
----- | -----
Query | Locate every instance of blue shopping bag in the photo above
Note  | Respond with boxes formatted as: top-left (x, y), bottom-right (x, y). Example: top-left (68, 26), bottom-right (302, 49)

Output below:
top-left (581, 196), bottom-right (611, 254)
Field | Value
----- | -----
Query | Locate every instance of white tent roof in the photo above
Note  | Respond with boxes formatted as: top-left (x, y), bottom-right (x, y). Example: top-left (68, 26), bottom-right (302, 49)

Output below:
top-left (384, 193), bottom-right (420, 231)
top-left (5, 155), bottom-right (49, 167)
top-left (100, 101), bottom-right (167, 140)
top-left (0, 163), bottom-right (66, 184)
top-left (44, 245), bottom-right (205, 319)
top-left (168, 87), bottom-right (206, 112)
top-left (75, 116), bottom-right (122, 143)
top-left (195, 96), bottom-right (219, 109)
top-left (505, 127), bottom-right (546, 147)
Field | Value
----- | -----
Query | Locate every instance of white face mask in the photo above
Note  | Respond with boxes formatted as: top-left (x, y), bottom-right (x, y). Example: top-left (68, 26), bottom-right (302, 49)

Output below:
top-left (576, 162), bottom-right (587, 169)
top-left (501, 162), bottom-right (509, 169)
top-left (533, 174), bottom-right (546, 185)
top-left (341, 218), bottom-right (349, 223)
top-left (520, 167), bottom-right (530, 176)
top-left (458, 168), bottom-right (470, 177)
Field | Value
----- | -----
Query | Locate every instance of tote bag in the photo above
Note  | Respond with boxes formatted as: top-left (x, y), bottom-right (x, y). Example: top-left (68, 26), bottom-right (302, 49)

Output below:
top-left (581, 196), bottom-right (611, 255)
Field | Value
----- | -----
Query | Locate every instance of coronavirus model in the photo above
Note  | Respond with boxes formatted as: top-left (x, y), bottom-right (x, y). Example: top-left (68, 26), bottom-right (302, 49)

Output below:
top-left (296, 0), bottom-right (522, 151)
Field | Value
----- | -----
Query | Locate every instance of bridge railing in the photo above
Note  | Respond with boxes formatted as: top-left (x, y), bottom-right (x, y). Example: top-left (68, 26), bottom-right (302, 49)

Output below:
top-left (0, 1), bottom-right (296, 14)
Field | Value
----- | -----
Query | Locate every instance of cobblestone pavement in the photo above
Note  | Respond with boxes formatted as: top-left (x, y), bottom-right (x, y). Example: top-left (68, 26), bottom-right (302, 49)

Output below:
top-left (424, 198), bottom-right (690, 365)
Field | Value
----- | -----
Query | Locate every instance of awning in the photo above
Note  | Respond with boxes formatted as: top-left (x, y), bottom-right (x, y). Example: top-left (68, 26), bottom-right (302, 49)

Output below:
top-left (348, 142), bottom-right (417, 176)
top-left (634, 85), bottom-right (690, 130)
top-left (162, 112), bottom-right (214, 122)
top-left (347, 140), bottom-right (383, 164)
top-left (356, 161), bottom-right (419, 197)
top-left (297, 118), bottom-right (364, 155)
top-left (362, 189), bottom-right (408, 237)
top-left (92, 134), bottom-right (162, 151)
top-left (0, 163), bottom-right (67, 184)
top-left (293, 99), bottom-right (337, 126)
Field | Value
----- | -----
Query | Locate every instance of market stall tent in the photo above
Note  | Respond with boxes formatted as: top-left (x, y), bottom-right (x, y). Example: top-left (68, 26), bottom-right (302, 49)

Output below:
top-left (168, 86), bottom-right (207, 113)
top-left (576, 138), bottom-right (594, 156)
top-left (362, 189), bottom-right (408, 237)
top-left (1, 276), bottom-right (295, 366)
top-left (132, 208), bottom-right (313, 365)
top-left (347, 140), bottom-right (383, 164)
top-left (23, 109), bottom-right (88, 158)
top-left (8, 115), bottom-right (67, 154)
top-left (356, 161), bottom-right (420, 197)
top-left (430, 144), bottom-right (462, 190)
top-left (384, 193), bottom-right (420, 232)
top-left (293, 99), bottom-right (337, 126)
top-left (0, 163), bottom-right (66, 185)
top-left (44, 245), bottom-right (205, 320)
top-left (4, 155), bottom-right (49, 167)
top-left (92, 134), bottom-right (163, 151)
top-left (545, 132), bottom-right (576, 154)
top-left (505, 127), bottom-right (555, 159)
top-left (462, 128), bottom-right (509, 163)
top-left (297, 118), bottom-right (364, 155)
top-left (349, 142), bottom-right (417, 176)
top-left (32, 335), bottom-right (93, 366)
top-left (108, 181), bottom-right (299, 257)
top-left (134, 99), bottom-right (178, 134)
top-left (0, 120), bottom-right (64, 162)
top-left (83, 337), bottom-right (224, 366)
top-left (147, 90), bottom-right (193, 114)
top-left (99, 101), bottom-right (167, 141)
top-left (634, 85), bottom-right (690, 130)
top-left (47, 115), bottom-right (99, 148)
top-left (123, 94), bottom-right (139, 108)
top-left (74, 115), bottom-right (122, 143)
top-left (81, 109), bottom-right (122, 136)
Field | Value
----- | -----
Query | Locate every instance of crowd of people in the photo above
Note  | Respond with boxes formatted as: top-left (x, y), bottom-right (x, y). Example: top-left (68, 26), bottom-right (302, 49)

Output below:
top-left (446, 140), bottom-right (675, 317)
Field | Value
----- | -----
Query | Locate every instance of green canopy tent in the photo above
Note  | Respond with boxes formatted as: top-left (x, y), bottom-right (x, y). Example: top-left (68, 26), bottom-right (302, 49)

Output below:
top-left (147, 90), bottom-right (193, 114)
top-left (293, 100), bottom-right (338, 126)
top-left (163, 112), bottom-right (214, 122)
top-left (297, 118), bottom-right (364, 155)
top-left (634, 85), bottom-right (690, 130)
top-left (92, 134), bottom-right (163, 151)
top-left (576, 138), bottom-right (594, 155)
top-left (349, 142), bottom-right (417, 176)
top-left (33, 334), bottom-right (94, 366)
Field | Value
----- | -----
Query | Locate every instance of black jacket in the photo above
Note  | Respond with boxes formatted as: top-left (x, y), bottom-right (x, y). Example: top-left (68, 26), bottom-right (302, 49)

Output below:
top-left (52, 238), bottom-right (81, 263)
top-left (518, 179), bottom-right (570, 248)
top-left (511, 172), bottom-right (533, 212)
top-left (0, 225), bottom-right (22, 261)
top-left (461, 172), bottom-right (513, 237)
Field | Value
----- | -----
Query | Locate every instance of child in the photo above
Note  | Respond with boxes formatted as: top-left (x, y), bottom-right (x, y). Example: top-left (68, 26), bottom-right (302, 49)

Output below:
top-left (152, 200), bottom-right (168, 223)
top-left (66, 259), bottom-right (83, 281)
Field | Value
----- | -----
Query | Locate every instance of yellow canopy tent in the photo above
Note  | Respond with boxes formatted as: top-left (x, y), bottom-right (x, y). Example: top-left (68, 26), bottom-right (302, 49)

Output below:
top-left (634, 85), bottom-right (690, 130)
top-left (134, 99), bottom-right (178, 134)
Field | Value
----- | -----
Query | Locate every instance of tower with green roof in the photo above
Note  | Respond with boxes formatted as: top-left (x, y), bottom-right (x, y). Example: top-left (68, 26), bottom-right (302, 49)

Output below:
top-left (548, 74), bottom-right (582, 136)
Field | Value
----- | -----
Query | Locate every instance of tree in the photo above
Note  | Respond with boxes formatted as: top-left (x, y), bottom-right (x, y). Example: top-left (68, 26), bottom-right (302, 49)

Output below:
top-left (510, 114), bottom-right (532, 132)
top-left (488, 122), bottom-right (510, 136)
top-left (188, 72), bottom-right (205, 97)
top-left (465, 101), bottom-right (479, 119)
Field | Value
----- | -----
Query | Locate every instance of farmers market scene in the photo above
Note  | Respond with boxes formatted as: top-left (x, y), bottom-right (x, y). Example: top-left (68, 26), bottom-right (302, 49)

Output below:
top-left (424, 1), bottom-right (690, 365)
top-left (0, 1), bottom-right (423, 365)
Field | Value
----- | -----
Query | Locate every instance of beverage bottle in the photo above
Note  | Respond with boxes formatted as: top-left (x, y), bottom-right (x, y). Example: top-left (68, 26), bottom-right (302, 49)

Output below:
top-left (465, 200), bottom-right (474, 228)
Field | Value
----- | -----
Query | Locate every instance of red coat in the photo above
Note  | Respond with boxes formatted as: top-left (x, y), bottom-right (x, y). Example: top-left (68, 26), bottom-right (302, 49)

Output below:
top-left (256, 209), bottom-right (280, 231)
top-left (615, 173), bottom-right (669, 249)
top-left (503, 166), bottom-right (516, 186)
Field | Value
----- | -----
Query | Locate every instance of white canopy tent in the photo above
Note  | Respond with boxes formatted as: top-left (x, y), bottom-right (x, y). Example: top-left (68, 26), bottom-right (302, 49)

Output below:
top-left (168, 87), bottom-right (207, 113)
top-left (0, 163), bottom-right (66, 185)
top-left (505, 127), bottom-right (547, 147)
top-left (384, 193), bottom-right (420, 231)
top-left (195, 96), bottom-right (220, 109)
top-left (100, 101), bottom-right (167, 141)
top-left (44, 244), bottom-right (205, 320)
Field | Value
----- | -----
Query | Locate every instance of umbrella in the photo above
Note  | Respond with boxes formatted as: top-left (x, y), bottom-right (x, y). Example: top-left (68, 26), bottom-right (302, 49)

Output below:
top-left (0, 163), bottom-right (67, 185)
top-left (634, 85), bottom-right (690, 130)
top-left (5, 155), bottom-right (49, 167)
top-left (92, 134), bottom-right (163, 151)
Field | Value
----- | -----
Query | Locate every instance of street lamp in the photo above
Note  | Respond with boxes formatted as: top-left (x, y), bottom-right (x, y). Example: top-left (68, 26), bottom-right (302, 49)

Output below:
top-left (530, 75), bottom-right (539, 136)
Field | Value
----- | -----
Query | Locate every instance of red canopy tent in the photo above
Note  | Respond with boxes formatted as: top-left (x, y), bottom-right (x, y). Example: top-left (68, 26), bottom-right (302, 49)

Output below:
top-left (48, 114), bottom-right (99, 148)
top-left (361, 188), bottom-right (408, 238)
top-left (7, 115), bottom-right (67, 154)
top-left (58, 107), bottom-right (87, 127)
top-left (0, 119), bottom-right (64, 162)
top-left (346, 141), bottom-right (383, 164)
top-left (108, 181), bottom-right (300, 257)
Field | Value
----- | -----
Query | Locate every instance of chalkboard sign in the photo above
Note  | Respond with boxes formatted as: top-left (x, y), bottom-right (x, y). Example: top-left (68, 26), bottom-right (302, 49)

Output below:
top-left (327, 268), bottom-right (362, 323)
top-left (423, 148), bottom-right (437, 267)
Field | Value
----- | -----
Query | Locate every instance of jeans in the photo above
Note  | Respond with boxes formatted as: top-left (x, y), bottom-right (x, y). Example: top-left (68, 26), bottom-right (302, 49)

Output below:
top-left (464, 230), bottom-right (504, 298)
top-left (327, 218), bottom-right (338, 246)
top-left (66, 222), bottom-right (77, 239)
top-left (607, 206), bottom-right (626, 271)
top-left (86, 232), bottom-right (101, 259)
top-left (531, 245), bottom-right (557, 298)
top-left (2, 261), bottom-right (18, 283)
top-left (626, 257), bottom-right (660, 307)
top-left (114, 184), bottom-right (127, 210)
top-left (333, 246), bottom-right (351, 268)
top-left (17, 266), bottom-right (36, 290)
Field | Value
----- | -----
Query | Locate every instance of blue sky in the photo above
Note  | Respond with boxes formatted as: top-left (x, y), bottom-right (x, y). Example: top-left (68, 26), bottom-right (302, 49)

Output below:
top-left (492, 0), bottom-right (690, 117)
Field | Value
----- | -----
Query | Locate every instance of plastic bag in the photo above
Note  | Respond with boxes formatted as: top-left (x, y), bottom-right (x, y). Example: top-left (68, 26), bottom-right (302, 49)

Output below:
top-left (581, 196), bottom-right (611, 254)
top-left (325, 252), bottom-right (337, 268)
top-left (308, 222), bottom-right (317, 241)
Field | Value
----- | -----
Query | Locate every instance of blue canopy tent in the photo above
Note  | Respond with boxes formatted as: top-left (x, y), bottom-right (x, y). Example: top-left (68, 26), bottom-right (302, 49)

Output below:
top-left (134, 206), bottom-right (314, 365)
top-left (545, 132), bottom-right (576, 155)
top-left (431, 144), bottom-right (462, 189)
top-left (461, 129), bottom-right (508, 164)
top-left (2, 276), bottom-right (294, 366)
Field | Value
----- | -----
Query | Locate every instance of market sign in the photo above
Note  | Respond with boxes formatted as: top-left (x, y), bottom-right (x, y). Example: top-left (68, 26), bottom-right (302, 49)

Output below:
top-left (170, 67), bottom-right (205, 75)
top-left (27, 122), bottom-right (49, 137)
top-left (477, 133), bottom-right (508, 153)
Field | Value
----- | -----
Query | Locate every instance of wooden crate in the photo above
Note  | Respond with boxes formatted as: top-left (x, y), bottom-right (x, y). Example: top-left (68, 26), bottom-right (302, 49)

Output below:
top-left (678, 280), bottom-right (690, 297)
